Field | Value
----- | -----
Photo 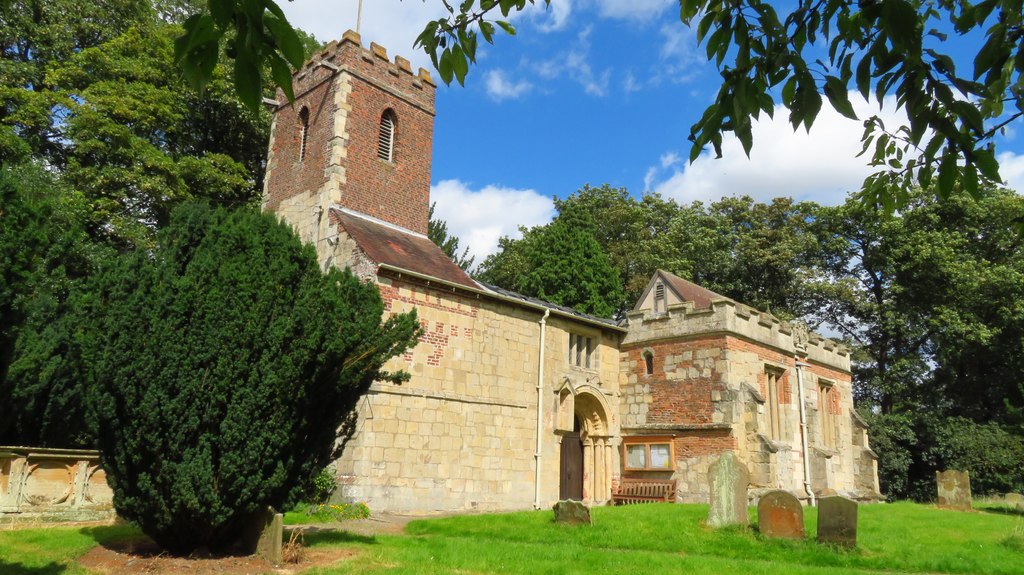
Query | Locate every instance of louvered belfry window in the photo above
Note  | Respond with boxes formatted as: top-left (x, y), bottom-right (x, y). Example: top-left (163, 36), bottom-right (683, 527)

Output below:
top-left (378, 109), bottom-right (396, 162)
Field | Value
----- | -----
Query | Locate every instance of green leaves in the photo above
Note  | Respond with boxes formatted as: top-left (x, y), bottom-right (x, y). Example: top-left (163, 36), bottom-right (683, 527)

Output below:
top-left (413, 1), bottom-right (537, 86)
top-left (682, 0), bottom-right (1021, 213)
top-left (176, 0), bottom-right (305, 111)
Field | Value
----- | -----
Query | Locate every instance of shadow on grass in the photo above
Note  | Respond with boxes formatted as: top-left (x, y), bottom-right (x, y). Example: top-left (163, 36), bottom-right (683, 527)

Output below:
top-left (299, 528), bottom-right (377, 546)
top-left (0, 559), bottom-right (66, 575)
top-left (979, 506), bottom-right (1024, 518)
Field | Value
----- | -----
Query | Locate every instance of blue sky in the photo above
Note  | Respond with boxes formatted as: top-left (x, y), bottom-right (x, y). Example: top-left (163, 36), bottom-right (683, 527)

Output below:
top-left (280, 0), bottom-right (1024, 263)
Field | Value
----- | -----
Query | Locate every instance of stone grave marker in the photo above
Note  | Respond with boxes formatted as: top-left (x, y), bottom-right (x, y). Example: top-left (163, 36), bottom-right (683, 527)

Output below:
top-left (936, 470), bottom-right (972, 511)
top-left (553, 500), bottom-right (592, 525)
top-left (707, 451), bottom-right (749, 528)
top-left (241, 506), bottom-right (283, 564)
top-left (1003, 493), bottom-right (1022, 505)
top-left (757, 490), bottom-right (804, 539)
top-left (817, 495), bottom-right (858, 547)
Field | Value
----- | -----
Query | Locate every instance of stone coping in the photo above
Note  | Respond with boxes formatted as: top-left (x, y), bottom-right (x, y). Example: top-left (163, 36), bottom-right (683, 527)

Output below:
top-left (0, 446), bottom-right (100, 458)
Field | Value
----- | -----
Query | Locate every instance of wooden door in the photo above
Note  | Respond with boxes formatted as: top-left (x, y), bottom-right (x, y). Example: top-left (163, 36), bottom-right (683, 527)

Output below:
top-left (559, 417), bottom-right (583, 500)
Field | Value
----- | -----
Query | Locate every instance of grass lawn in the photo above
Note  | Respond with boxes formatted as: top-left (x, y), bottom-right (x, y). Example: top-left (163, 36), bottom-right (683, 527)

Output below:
top-left (0, 523), bottom-right (138, 575)
top-left (2, 502), bottom-right (1022, 574)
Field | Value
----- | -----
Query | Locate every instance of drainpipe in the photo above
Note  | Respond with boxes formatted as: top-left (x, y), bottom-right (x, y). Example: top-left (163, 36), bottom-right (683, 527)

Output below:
top-left (795, 359), bottom-right (816, 506)
top-left (534, 309), bottom-right (550, 509)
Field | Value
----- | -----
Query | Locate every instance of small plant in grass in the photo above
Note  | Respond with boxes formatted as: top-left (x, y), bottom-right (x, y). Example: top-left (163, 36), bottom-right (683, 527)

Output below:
top-left (305, 502), bottom-right (371, 521)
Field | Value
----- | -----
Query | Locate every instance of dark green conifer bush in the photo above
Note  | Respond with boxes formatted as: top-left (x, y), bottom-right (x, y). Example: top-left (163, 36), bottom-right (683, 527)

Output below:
top-left (80, 203), bottom-right (419, 553)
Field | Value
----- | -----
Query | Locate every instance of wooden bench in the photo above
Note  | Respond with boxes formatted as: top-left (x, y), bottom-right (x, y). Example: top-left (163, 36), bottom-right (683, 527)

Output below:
top-left (612, 478), bottom-right (677, 504)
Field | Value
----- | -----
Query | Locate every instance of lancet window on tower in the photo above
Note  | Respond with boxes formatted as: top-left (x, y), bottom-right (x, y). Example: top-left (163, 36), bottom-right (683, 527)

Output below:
top-left (298, 106), bottom-right (310, 162)
top-left (378, 109), bottom-right (396, 162)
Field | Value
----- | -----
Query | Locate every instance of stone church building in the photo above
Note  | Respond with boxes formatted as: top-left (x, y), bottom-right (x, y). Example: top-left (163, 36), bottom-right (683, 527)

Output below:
top-left (261, 31), bottom-right (881, 513)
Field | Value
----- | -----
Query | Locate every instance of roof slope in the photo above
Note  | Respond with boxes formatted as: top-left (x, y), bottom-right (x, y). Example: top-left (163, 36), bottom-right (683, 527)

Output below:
top-left (658, 270), bottom-right (726, 309)
top-left (334, 209), bottom-right (478, 290)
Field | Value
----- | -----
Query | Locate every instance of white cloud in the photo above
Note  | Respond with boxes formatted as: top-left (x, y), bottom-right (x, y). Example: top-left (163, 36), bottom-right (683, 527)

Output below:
top-left (660, 151), bottom-right (681, 169)
top-left (594, 0), bottom-right (673, 21)
top-left (550, 26), bottom-right (610, 96)
top-left (653, 23), bottom-right (705, 85)
top-left (485, 70), bottom-right (534, 101)
top-left (647, 95), bottom-right (913, 205)
top-left (430, 179), bottom-right (555, 262)
top-left (279, 0), bottom-right (447, 71)
top-left (997, 151), bottom-right (1024, 193)
top-left (517, 0), bottom-right (574, 32)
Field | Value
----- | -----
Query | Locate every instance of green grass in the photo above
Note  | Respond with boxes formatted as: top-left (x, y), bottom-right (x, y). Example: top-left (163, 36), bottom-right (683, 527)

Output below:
top-left (2, 503), bottom-right (1023, 574)
top-left (308, 502), bottom-right (1024, 575)
top-left (0, 523), bottom-right (139, 575)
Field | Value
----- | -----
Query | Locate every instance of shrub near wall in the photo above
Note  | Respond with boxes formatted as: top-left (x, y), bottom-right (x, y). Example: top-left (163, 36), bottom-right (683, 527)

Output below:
top-left (79, 203), bottom-right (419, 554)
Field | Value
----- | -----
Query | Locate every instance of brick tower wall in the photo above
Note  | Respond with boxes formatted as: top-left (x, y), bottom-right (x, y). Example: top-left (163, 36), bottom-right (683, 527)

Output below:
top-left (262, 30), bottom-right (436, 241)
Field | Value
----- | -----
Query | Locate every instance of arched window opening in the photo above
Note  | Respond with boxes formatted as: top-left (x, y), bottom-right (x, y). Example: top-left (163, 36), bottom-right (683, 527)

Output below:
top-left (298, 106), bottom-right (310, 162)
top-left (378, 109), bottom-right (396, 162)
top-left (643, 351), bottom-right (654, 375)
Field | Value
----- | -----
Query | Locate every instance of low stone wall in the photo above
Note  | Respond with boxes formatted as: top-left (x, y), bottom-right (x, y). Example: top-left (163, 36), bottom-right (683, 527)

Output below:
top-left (0, 446), bottom-right (114, 522)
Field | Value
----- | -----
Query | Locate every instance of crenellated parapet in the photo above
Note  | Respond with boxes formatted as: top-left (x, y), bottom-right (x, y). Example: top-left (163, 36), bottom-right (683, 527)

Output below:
top-left (623, 297), bottom-right (850, 373)
top-left (283, 30), bottom-right (436, 112)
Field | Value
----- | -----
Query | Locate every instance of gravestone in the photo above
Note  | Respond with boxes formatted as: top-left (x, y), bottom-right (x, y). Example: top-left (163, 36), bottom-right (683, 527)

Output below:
top-left (757, 490), bottom-right (804, 539)
top-left (935, 470), bottom-right (972, 511)
top-left (1003, 493), bottom-right (1022, 505)
top-left (707, 451), bottom-right (749, 528)
top-left (553, 500), bottom-right (592, 525)
top-left (817, 495), bottom-right (858, 547)
top-left (241, 506), bottom-right (283, 564)
top-left (817, 488), bottom-right (838, 498)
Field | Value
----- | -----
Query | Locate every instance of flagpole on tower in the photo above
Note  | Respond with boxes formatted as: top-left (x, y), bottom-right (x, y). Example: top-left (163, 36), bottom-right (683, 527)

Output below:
top-left (356, 0), bottom-right (363, 33)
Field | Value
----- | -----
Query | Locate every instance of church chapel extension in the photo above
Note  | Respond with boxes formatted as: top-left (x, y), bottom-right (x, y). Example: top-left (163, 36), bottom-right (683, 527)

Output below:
top-left (261, 32), bottom-right (881, 513)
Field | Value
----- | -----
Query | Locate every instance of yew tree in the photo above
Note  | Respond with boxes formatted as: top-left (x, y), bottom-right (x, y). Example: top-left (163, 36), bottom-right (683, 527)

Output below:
top-left (78, 203), bottom-right (420, 553)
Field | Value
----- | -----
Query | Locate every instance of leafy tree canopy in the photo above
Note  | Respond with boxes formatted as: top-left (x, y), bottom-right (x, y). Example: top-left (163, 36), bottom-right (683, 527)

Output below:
top-left (70, 202), bottom-right (419, 553)
top-left (428, 202), bottom-right (475, 272)
top-left (0, 162), bottom-right (99, 446)
top-left (171, 0), bottom-right (1020, 212)
top-left (478, 201), bottom-right (624, 318)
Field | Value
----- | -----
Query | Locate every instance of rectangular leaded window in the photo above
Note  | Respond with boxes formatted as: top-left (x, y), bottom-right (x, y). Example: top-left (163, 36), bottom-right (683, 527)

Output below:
top-left (626, 444), bottom-right (647, 469)
top-left (623, 437), bottom-right (675, 471)
top-left (568, 333), bottom-right (595, 369)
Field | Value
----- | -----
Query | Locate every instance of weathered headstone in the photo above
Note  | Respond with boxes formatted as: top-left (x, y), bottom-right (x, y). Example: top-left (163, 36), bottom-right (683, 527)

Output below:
top-left (935, 470), bottom-right (972, 511)
top-left (707, 451), bottom-right (749, 528)
top-left (1003, 493), bottom-right (1023, 505)
top-left (553, 500), bottom-right (592, 525)
top-left (757, 490), bottom-right (804, 539)
top-left (817, 495), bottom-right (858, 547)
top-left (241, 506), bottom-right (283, 564)
top-left (817, 488), bottom-right (838, 498)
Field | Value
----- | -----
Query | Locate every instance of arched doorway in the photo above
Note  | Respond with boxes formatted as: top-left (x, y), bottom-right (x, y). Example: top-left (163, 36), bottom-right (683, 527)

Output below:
top-left (559, 416), bottom-right (583, 500)
top-left (555, 385), bottom-right (614, 503)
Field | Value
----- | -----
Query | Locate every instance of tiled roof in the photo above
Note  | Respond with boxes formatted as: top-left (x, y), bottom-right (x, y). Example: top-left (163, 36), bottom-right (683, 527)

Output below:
top-left (333, 209), bottom-right (479, 290)
top-left (478, 282), bottom-right (623, 329)
top-left (658, 270), bottom-right (726, 309)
